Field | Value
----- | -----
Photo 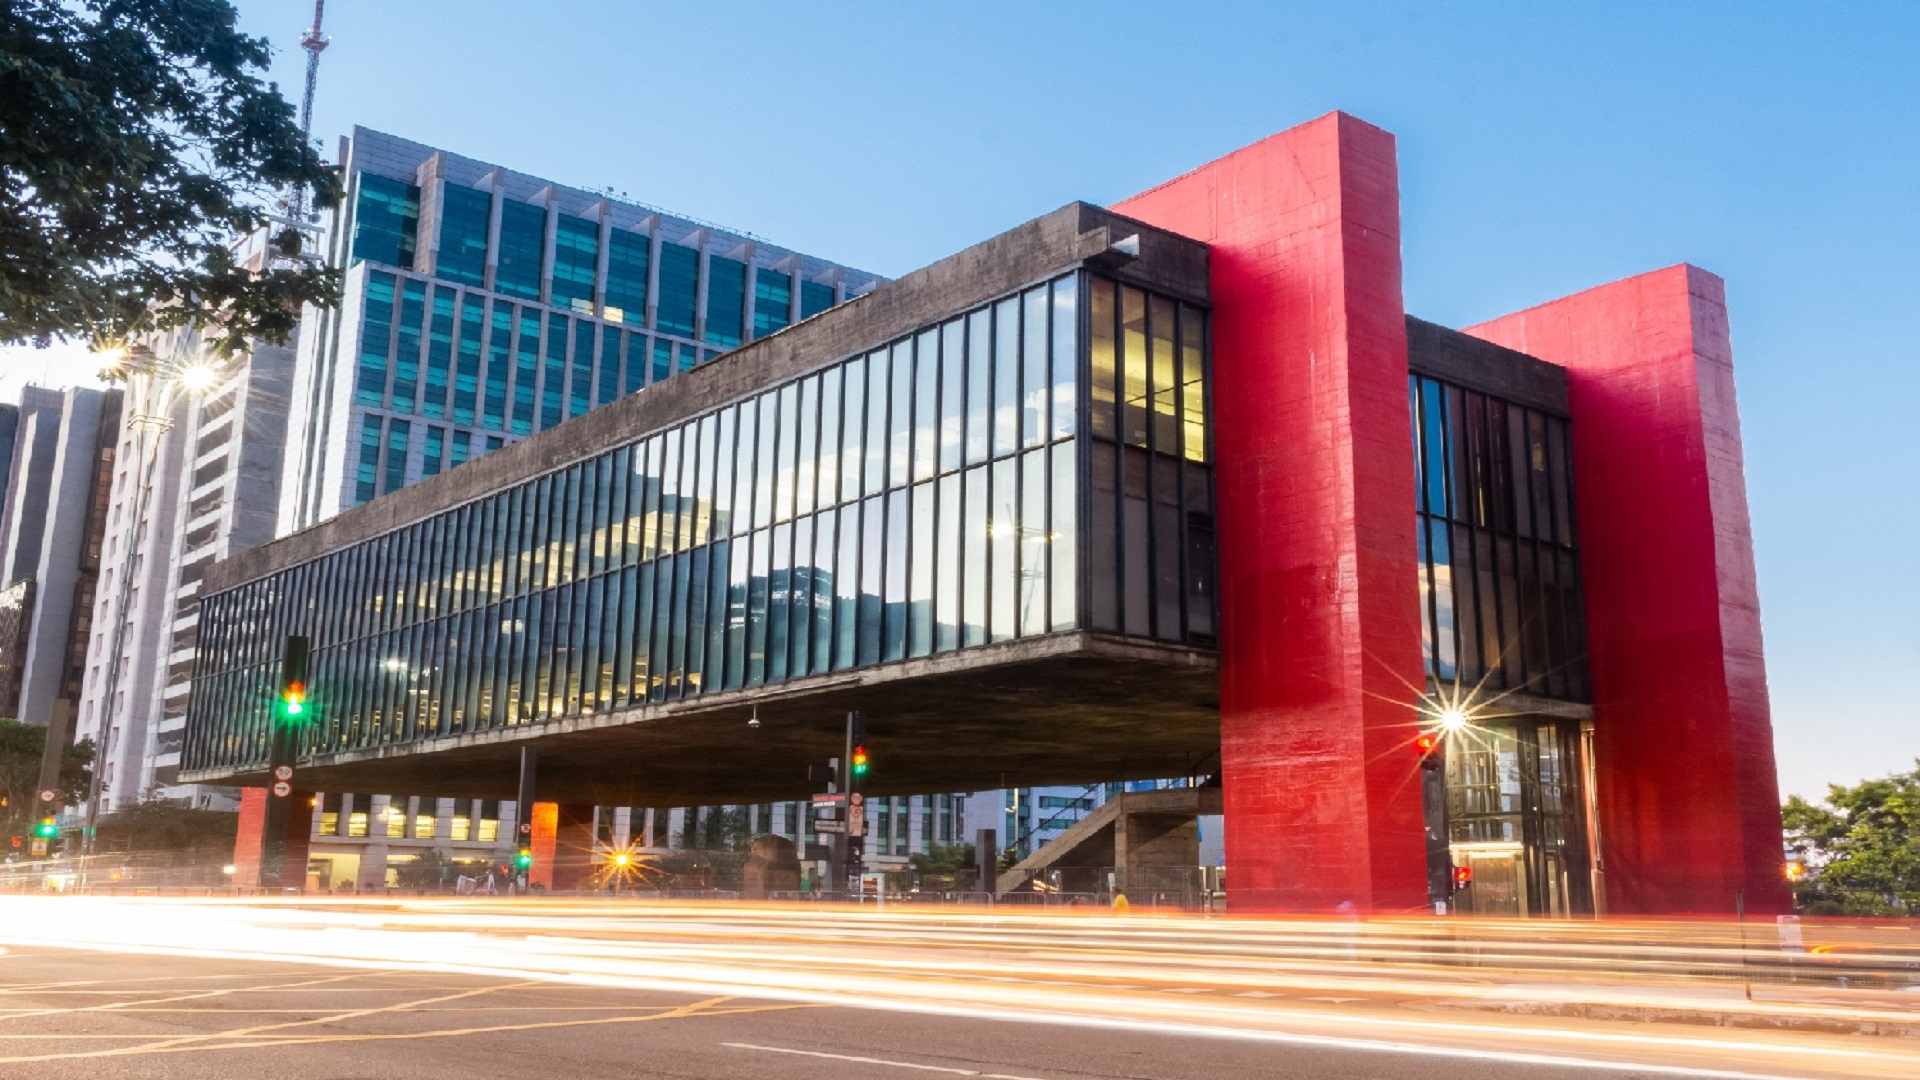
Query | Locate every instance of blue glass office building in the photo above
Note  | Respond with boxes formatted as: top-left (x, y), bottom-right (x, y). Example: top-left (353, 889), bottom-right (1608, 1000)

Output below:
top-left (282, 128), bottom-right (883, 533)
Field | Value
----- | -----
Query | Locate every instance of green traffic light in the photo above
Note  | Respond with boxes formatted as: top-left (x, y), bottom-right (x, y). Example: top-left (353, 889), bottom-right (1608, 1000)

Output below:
top-left (33, 819), bottom-right (56, 839)
top-left (515, 850), bottom-right (533, 869)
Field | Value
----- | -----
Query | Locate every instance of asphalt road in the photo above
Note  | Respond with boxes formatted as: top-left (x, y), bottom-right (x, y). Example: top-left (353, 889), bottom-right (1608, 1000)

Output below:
top-left (0, 945), bottom-right (1742, 1080)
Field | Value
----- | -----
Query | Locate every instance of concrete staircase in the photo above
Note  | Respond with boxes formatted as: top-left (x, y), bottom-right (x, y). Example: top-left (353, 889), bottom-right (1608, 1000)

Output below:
top-left (995, 786), bottom-right (1223, 897)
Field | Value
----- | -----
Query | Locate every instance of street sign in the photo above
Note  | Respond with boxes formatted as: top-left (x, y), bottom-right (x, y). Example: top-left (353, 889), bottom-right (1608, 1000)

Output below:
top-left (848, 791), bottom-right (866, 837)
top-left (812, 819), bottom-right (846, 834)
top-left (29, 839), bottom-right (47, 857)
top-left (272, 765), bottom-right (293, 782)
top-left (37, 789), bottom-right (56, 804)
top-left (811, 792), bottom-right (846, 804)
top-left (270, 781), bottom-right (292, 798)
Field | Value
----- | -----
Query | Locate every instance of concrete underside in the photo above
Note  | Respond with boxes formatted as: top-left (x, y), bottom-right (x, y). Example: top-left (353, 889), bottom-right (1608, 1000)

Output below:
top-left (187, 633), bottom-right (1219, 805)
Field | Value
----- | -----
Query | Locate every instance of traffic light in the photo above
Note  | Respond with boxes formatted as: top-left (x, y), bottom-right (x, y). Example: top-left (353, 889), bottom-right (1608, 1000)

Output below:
top-left (515, 848), bottom-right (533, 872)
top-left (33, 817), bottom-right (57, 840)
top-left (850, 745), bottom-right (869, 779)
top-left (276, 636), bottom-right (311, 724)
top-left (280, 680), bottom-right (306, 719)
top-left (1452, 865), bottom-right (1473, 890)
top-left (1415, 731), bottom-right (1441, 770)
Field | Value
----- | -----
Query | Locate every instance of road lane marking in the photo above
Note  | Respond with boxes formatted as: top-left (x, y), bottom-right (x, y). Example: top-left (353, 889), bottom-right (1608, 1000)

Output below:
top-left (724, 1042), bottom-right (1047, 1079)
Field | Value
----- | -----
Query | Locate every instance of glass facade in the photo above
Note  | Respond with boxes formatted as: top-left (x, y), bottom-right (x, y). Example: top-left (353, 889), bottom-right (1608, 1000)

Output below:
top-left (1445, 718), bottom-right (1592, 916)
top-left (186, 271), bottom-right (1217, 775)
top-left (350, 174), bottom-right (417, 270)
top-left (1410, 373), bottom-right (1588, 701)
top-left (436, 184), bottom-right (491, 288)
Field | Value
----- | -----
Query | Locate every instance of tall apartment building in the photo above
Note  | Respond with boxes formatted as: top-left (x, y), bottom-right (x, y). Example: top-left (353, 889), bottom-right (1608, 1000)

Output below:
top-left (0, 386), bottom-right (119, 735)
top-left (71, 322), bottom-right (298, 813)
top-left (281, 127), bottom-right (883, 533)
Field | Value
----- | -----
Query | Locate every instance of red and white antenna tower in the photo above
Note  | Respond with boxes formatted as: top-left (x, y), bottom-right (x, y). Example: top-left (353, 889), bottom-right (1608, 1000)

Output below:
top-left (288, 0), bottom-right (329, 226)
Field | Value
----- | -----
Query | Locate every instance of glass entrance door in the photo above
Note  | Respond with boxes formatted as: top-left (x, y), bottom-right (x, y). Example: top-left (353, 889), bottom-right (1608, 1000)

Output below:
top-left (1452, 842), bottom-right (1527, 916)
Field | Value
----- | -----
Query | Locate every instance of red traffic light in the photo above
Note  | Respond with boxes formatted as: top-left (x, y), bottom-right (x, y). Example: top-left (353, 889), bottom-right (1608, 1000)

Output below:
top-left (1452, 865), bottom-right (1473, 888)
top-left (1414, 733), bottom-right (1438, 754)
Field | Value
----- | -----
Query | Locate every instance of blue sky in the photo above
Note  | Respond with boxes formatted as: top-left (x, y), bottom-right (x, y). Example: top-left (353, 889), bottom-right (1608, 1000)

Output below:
top-left (5, 1), bottom-right (1913, 798)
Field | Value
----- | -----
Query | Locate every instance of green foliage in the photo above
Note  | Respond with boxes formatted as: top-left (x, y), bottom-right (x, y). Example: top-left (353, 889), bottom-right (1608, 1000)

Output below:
top-left (906, 843), bottom-right (975, 874)
top-left (0, 717), bottom-right (92, 839)
top-left (1783, 761), bottom-right (1920, 916)
top-left (0, 0), bottom-right (340, 356)
top-left (91, 793), bottom-right (236, 856)
top-left (393, 848), bottom-right (457, 889)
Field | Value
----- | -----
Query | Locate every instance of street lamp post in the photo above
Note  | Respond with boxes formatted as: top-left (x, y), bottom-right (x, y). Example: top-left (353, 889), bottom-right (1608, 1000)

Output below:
top-left (78, 341), bottom-right (225, 884)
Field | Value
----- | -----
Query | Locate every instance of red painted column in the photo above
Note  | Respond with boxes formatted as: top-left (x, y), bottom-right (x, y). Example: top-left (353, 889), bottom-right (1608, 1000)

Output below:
top-left (231, 786), bottom-right (314, 890)
top-left (528, 801), bottom-right (596, 891)
top-left (1467, 266), bottom-right (1788, 914)
top-left (232, 787), bottom-right (266, 887)
top-left (1116, 112), bottom-right (1429, 912)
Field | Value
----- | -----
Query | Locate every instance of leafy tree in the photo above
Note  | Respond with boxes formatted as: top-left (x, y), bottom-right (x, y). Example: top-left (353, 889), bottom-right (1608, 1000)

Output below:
top-left (1783, 761), bottom-right (1920, 916)
top-left (0, 717), bottom-right (92, 840)
top-left (0, 0), bottom-right (340, 357)
top-left (91, 791), bottom-right (235, 857)
top-left (906, 843), bottom-right (975, 874)
top-left (393, 847), bottom-right (457, 890)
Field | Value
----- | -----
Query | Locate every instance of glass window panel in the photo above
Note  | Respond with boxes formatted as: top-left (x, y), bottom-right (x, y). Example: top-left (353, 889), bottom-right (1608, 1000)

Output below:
top-left (703, 538), bottom-right (729, 692)
top-left (992, 297), bottom-right (1020, 458)
top-left (540, 312), bottom-right (567, 430)
top-left (863, 350), bottom-right (889, 495)
top-left (962, 466), bottom-right (988, 647)
top-left (1121, 447), bottom-right (1150, 637)
top-left (1023, 287), bottom-right (1049, 449)
top-left (705, 255), bottom-right (746, 349)
top-left (774, 383), bottom-right (798, 523)
top-left (817, 365), bottom-right (842, 508)
top-left (746, 528), bottom-right (770, 685)
top-left (1180, 303), bottom-right (1206, 461)
top-left (833, 503), bottom-right (859, 670)
top-left (726, 536), bottom-right (750, 689)
top-left (788, 517), bottom-right (812, 675)
top-left (935, 473), bottom-right (960, 652)
top-left (393, 278), bottom-right (425, 413)
top-left (965, 310), bottom-right (990, 465)
top-left (356, 272), bottom-right (395, 407)
top-left (732, 401), bottom-right (756, 537)
top-left (1088, 278), bottom-right (1117, 441)
top-left (656, 242), bottom-right (699, 338)
top-left (1019, 449), bottom-right (1049, 637)
top-left (1153, 455), bottom-right (1182, 640)
top-left (711, 406), bottom-right (737, 538)
top-left (938, 318), bottom-right (965, 473)
top-left (840, 356), bottom-right (866, 504)
top-left (989, 457), bottom-right (1017, 643)
top-left (883, 488), bottom-right (908, 661)
top-left (1149, 294), bottom-right (1178, 454)
top-left (1051, 277), bottom-right (1078, 441)
top-left (753, 267), bottom-right (792, 340)
top-left (569, 315), bottom-right (593, 417)
top-left (1120, 286), bottom-right (1149, 447)
top-left (512, 307), bottom-right (538, 435)
top-left (793, 375), bottom-right (819, 519)
top-left (598, 324), bottom-right (621, 406)
top-left (1051, 441), bottom-right (1078, 632)
top-left (812, 511), bottom-right (835, 674)
top-left (754, 393), bottom-right (777, 529)
top-left (685, 545), bottom-right (710, 695)
top-left (495, 200), bottom-right (546, 301)
top-left (552, 214), bottom-right (599, 313)
top-left (888, 340), bottom-right (914, 489)
top-left (767, 522), bottom-right (791, 681)
top-left (801, 280), bottom-right (835, 318)
top-left (694, 413), bottom-right (717, 546)
top-left (604, 229), bottom-right (650, 325)
top-left (913, 330), bottom-right (939, 481)
top-left (857, 497), bottom-right (884, 665)
top-left (352, 174), bottom-right (419, 269)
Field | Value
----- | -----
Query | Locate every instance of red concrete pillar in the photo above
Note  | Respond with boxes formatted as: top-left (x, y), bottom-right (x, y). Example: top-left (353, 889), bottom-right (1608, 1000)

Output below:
top-left (1466, 266), bottom-right (1788, 915)
top-left (1116, 112), bottom-right (1429, 912)
top-left (232, 786), bottom-right (314, 891)
top-left (528, 801), bottom-right (596, 891)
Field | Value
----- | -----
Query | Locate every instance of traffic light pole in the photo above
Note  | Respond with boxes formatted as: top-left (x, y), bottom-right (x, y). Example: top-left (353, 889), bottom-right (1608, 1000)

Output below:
top-left (844, 711), bottom-right (865, 894)
top-left (514, 745), bottom-right (538, 889)
top-left (259, 635), bottom-right (310, 890)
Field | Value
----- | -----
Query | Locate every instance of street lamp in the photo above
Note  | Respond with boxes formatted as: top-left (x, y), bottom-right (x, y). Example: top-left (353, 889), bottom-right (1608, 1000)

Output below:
top-left (79, 339), bottom-right (230, 882)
